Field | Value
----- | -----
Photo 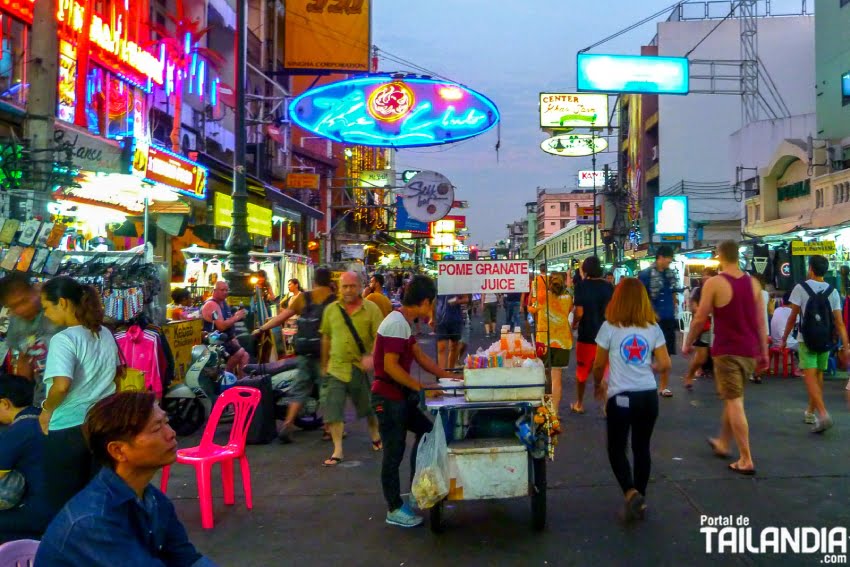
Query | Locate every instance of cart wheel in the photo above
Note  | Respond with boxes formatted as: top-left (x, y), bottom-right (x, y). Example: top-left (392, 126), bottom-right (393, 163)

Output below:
top-left (429, 499), bottom-right (445, 533)
top-left (531, 457), bottom-right (546, 531)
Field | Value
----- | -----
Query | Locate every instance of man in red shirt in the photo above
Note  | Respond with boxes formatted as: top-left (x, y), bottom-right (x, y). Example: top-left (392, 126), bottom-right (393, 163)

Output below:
top-left (372, 276), bottom-right (454, 528)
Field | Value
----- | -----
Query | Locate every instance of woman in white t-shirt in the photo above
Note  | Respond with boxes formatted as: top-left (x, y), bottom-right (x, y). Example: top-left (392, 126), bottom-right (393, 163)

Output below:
top-left (592, 278), bottom-right (671, 522)
top-left (39, 276), bottom-right (120, 513)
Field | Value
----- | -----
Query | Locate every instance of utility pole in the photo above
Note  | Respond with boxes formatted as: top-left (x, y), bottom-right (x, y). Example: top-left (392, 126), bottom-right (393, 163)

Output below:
top-left (225, 0), bottom-right (252, 296)
top-left (24, 0), bottom-right (59, 216)
top-left (591, 126), bottom-right (598, 259)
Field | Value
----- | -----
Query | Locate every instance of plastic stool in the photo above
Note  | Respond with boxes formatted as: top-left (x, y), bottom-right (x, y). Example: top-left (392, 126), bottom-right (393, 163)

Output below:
top-left (769, 346), bottom-right (796, 377)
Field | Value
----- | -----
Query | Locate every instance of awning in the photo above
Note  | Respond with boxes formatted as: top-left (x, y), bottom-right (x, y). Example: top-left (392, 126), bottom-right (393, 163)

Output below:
top-left (195, 151), bottom-right (323, 220)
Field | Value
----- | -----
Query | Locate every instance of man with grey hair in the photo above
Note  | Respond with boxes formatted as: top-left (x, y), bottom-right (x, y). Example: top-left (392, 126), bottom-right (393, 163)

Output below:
top-left (319, 272), bottom-right (384, 466)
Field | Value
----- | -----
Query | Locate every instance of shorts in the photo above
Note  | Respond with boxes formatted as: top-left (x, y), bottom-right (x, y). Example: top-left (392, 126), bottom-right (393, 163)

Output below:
top-left (713, 355), bottom-right (755, 400)
top-left (694, 331), bottom-right (712, 348)
top-left (544, 347), bottom-right (571, 369)
top-left (483, 303), bottom-right (498, 324)
top-left (436, 321), bottom-right (462, 343)
top-left (798, 343), bottom-right (830, 371)
top-left (575, 342), bottom-right (597, 382)
top-left (321, 367), bottom-right (373, 423)
top-left (658, 319), bottom-right (678, 355)
top-left (290, 355), bottom-right (321, 403)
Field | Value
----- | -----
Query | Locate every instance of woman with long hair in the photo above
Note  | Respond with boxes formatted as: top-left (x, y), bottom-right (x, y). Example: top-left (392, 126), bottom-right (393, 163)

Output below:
top-left (592, 278), bottom-right (671, 521)
top-left (529, 271), bottom-right (573, 415)
top-left (683, 267), bottom-right (717, 389)
top-left (39, 276), bottom-right (120, 512)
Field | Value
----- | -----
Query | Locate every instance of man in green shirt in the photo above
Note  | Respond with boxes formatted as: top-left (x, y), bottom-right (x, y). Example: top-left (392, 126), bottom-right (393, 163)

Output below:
top-left (320, 272), bottom-right (384, 467)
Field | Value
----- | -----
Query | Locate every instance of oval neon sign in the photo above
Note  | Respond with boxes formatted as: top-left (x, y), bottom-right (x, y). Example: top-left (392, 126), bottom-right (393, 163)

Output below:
top-left (540, 134), bottom-right (608, 157)
top-left (290, 74), bottom-right (500, 148)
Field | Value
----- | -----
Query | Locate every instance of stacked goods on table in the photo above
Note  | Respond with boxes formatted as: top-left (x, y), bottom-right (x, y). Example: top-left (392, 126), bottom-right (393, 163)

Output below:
top-left (463, 327), bottom-right (545, 402)
top-left (465, 327), bottom-right (543, 370)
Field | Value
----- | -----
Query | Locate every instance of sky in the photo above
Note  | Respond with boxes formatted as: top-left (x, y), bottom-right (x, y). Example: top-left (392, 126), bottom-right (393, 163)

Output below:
top-left (372, 0), bottom-right (681, 247)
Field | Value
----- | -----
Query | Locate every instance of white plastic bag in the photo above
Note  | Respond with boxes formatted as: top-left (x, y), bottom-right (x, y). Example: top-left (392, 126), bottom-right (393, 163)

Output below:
top-left (411, 414), bottom-right (449, 509)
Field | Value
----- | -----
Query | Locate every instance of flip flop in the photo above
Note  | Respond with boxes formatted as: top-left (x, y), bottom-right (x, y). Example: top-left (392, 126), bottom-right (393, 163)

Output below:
top-left (570, 403), bottom-right (585, 414)
top-left (323, 456), bottom-right (343, 467)
top-left (707, 438), bottom-right (730, 459)
top-left (728, 462), bottom-right (756, 476)
top-left (659, 389), bottom-right (673, 398)
top-left (371, 439), bottom-right (383, 451)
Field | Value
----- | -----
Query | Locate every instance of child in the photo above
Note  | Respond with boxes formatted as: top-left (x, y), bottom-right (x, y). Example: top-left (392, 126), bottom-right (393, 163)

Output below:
top-left (0, 374), bottom-right (51, 542)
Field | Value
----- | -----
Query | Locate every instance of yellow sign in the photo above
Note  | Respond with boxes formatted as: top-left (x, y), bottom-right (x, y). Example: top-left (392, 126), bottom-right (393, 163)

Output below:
top-left (214, 192), bottom-right (273, 237)
top-left (283, 0), bottom-right (371, 72)
top-left (287, 173), bottom-right (320, 189)
top-left (162, 319), bottom-right (203, 383)
top-left (791, 241), bottom-right (836, 256)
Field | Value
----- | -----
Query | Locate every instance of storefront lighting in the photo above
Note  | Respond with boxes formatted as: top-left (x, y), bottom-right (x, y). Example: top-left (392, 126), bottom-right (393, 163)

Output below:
top-left (344, 148), bottom-right (354, 158)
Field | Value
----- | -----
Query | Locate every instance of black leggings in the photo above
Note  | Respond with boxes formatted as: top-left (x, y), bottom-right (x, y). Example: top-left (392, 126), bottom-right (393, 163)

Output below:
top-left (44, 425), bottom-right (98, 513)
top-left (606, 389), bottom-right (658, 496)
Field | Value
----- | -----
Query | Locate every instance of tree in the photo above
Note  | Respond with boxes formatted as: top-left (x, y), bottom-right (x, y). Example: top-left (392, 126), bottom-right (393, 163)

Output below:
top-left (150, 0), bottom-right (222, 153)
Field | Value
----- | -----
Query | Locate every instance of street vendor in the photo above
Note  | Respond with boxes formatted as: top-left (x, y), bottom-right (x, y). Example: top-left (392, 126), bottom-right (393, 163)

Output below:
top-left (372, 275), bottom-right (454, 528)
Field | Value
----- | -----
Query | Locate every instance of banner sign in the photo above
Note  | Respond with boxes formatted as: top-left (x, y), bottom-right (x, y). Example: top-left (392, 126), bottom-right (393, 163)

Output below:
top-left (283, 0), bottom-right (371, 72)
top-left (53, 121), bottom-right (130, 175)
top-left (394, 197), bottom-right (429, 234)
top-left (578, 170), bottom-right (615, 188)
top-left (214, 192), bottom-right (273, 237)
top-left (437, 261), bottom-right (530, 295)
top-left (359, 169), bottom-right (394, 188)
top-left (539, 93), bottom-right (609, 128)
top-left (791, 241), bottom-right (836, 256)
top-left (654, 196), bottom-right (688, 236)
top-left (576, 206), bottom-right (601, 225)
top-left (541, 134), bottom-right (607, 157)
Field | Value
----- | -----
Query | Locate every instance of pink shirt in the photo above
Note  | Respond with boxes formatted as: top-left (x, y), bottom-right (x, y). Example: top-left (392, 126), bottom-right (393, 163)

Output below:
top-left (114, 325), bottom-right (163, 396)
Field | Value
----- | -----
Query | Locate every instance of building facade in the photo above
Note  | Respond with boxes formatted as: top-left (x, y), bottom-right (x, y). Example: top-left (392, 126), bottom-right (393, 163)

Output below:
top-left (525, 201), bottom-right (538, 258)
top-left (506, 219), bottom-right (528, 259)
top-left (535, 188), bottom-right (594, 242)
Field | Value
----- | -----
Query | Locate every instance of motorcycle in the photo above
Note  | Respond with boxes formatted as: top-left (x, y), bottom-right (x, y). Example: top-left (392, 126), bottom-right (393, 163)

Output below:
top-left (245, 357), bottom-right (324, 431)
top-left (162, 331), bottom-right (236, 437)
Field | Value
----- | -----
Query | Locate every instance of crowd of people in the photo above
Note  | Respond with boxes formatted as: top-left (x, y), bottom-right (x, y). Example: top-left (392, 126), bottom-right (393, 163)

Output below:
top-left (1, 240), bottom-right (847, 559)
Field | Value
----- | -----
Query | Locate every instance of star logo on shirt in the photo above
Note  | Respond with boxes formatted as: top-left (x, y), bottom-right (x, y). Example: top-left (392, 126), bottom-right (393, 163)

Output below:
top-left (620, 334), bottom-right (649, 365)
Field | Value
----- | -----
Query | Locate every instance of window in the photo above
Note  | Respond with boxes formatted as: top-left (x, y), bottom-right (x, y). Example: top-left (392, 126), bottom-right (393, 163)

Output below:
top-left (843, 71), bottom-right (850, 106)
top-left (842, 0), bottom-right (850, 8)
top-left (0, 16), bottom-right (29, 108)
top-left (550, 221), bottom-right (556, 226)
top-left (560, 202), bottom-right (568, 213)
top-left (561, 219), bottom-right (568, 229)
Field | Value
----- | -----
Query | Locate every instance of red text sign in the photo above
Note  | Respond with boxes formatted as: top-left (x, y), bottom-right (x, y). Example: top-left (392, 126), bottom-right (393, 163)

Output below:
top-left (437, 261), bottom-right (530, 295)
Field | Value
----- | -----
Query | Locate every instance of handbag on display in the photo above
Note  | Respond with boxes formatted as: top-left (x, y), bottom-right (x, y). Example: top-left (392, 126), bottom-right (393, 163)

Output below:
top-left (112, 332), bottom-right (147, 392)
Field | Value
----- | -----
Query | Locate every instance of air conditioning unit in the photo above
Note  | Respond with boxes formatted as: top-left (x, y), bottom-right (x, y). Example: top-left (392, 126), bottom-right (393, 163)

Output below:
top-left (651, 145), bottom-right (658, 161)
top-left (181, 129), bottom-right (197, 151)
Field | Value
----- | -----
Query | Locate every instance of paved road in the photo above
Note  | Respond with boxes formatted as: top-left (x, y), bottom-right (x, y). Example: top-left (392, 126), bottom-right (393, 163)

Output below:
top-left (165, 314), bottom-right (850, 566)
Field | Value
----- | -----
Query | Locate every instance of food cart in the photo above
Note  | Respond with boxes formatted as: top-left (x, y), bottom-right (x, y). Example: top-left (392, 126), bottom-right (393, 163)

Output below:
top-left (421, 365), bottom-right (557, 533)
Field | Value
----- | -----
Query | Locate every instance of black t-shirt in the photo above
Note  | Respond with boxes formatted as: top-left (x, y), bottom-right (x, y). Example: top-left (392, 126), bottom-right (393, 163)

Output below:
top-left (574, 278), bottom-right (615, 344)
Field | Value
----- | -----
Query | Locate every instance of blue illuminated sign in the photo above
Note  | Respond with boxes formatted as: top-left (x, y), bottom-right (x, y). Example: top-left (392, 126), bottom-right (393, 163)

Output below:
top-left (577, 53), bottom-right (689, 95)
top-left (290, 74), bottom-right (500, 148)
top-left (394, 197), bottom-right (430, 233)
top-left (654, 196), bottom-right (689, 235)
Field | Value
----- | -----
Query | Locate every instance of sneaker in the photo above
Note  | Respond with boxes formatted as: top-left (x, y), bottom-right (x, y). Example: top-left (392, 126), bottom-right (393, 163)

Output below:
top-left (386, 504), bottom-right (424, 528)
top-left (811, 414), bottom-right (834, 434)
top-left (804, 411), bottom-right (816, 425)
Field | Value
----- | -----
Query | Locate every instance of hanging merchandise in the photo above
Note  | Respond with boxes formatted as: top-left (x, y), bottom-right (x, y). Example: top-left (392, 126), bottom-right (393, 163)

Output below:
top-left (774, 246), bottom-right (794, 291)
top-left (183, 256), bottom-right (205, 285)
top-left (750, 244), bottom-right (772, 281)
top-left (204, 258), bottom-right (224, 286)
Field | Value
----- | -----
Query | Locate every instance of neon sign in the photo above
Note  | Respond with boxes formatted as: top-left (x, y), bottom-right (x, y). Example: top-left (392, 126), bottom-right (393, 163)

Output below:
top-left (290, 74), bottom-right (500, 148)
top-left (577, 53), bottom-right (689, 95)
top-left (132, 143), bottom-right (207, 199)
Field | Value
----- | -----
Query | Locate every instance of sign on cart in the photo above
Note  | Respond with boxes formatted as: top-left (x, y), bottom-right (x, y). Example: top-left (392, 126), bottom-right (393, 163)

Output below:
top-left (438, 261), bottom-right (530, 295)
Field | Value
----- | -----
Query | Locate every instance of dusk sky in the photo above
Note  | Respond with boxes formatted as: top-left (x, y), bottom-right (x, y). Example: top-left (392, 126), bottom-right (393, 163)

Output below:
top-left (372, 0), bottom-right (681, 247)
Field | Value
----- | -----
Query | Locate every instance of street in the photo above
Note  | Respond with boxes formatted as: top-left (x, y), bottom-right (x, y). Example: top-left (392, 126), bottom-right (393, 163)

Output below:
top-left (164, 315), bottom-right (850, 567)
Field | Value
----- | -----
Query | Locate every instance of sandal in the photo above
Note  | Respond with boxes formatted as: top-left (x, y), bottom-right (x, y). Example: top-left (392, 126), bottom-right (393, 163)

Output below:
top-left (570, 403), bottom-right (585, 414)
top-left (706, 437), bottom-right (730, 459)
top-left (323, 456), bottom-right (343, 467)
top-left (728, 462), bottom-right (756, 476)
top-left (659, 389), bottom-right (673, 398)
top-left (371, 439), bottom-right (383, 451)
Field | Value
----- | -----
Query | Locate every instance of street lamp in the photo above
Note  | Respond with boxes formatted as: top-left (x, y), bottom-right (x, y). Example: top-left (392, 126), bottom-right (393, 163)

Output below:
top-left (590, 125), bottom-right (598, 259)
top-left (224, 0), bottom-right (252, 296)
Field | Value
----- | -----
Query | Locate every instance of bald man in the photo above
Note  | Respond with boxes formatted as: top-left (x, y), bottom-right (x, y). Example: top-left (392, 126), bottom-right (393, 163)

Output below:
top-left (318, 272), bottom-right (384, 466)
top-left (201, 280), bottom-right (249, 377)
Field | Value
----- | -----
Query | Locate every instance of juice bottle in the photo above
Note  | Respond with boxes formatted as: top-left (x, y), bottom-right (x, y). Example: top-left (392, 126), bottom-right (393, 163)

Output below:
top-left (500, 336), bottom-right (509, 350)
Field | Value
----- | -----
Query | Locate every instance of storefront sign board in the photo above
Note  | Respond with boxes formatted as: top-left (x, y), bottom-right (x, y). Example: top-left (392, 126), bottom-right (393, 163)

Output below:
top-left (286, 173), bottom-right (320, 190)
top-left (539, 93), bottom-right (609, 129)
top-left (133, 143), bottom-right (208, 199)
top-left (214, 192), bottom-right (273, 237)
top-left (791, 241), bottom-right (836, 256)
top-left (437, 261), bottom-right (530, 295)
top-left (53, 122), bottom-right (130, 174)
top-left (162, 319), bottom-right (204, 383)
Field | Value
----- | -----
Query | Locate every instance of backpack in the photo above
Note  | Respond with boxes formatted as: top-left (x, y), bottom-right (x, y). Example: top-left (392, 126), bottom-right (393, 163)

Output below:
top-left (293, 292), bottom-right (336, 357)
top-left (800, 281), bottom-right (835, 353)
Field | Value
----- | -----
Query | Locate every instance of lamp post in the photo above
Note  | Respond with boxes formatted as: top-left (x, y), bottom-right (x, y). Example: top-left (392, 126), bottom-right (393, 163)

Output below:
top-left (590, 125), bottom-right (598, 259)
top-left (224, 0), bottom-right (252, 296)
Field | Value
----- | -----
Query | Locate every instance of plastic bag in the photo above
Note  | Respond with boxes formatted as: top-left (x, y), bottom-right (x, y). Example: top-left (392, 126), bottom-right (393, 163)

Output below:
top-left (411, 414), bottom-right (449, 509)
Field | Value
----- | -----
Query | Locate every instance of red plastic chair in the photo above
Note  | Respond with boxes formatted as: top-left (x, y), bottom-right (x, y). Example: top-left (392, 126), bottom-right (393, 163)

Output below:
top-left (769, 346), bottom-right (797, 377)
top-left (160, 386), bottom-right (261, 529)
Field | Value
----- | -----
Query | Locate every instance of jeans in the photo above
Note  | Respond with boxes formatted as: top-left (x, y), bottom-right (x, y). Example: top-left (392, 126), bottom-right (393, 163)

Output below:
top-left (372, 394), bottom-right (433, 512)
top-left (44, 424), bottom-right (98, 513)
top-left (504, 302), bottom-right (522, 331)
top-left (605, 389), bottom-right (658, 496)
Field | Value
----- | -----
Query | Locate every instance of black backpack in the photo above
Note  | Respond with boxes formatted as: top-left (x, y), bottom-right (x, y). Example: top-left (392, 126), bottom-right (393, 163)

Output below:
top-left (800, 281), bottom-right (835, 353)
top-left (293, 292), bottom-right (336, 357)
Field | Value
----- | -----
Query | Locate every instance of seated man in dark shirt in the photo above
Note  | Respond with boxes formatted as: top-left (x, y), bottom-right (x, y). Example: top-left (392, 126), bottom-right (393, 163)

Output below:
top-left (36, 391), bottom-right (216, 567)
top-left (0, 374), bottom-right (51, 543)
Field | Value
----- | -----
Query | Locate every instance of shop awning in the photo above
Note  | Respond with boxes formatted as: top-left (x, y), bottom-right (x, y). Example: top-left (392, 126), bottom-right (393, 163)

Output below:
top-left (264, 185), bottom-right (324, 221)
